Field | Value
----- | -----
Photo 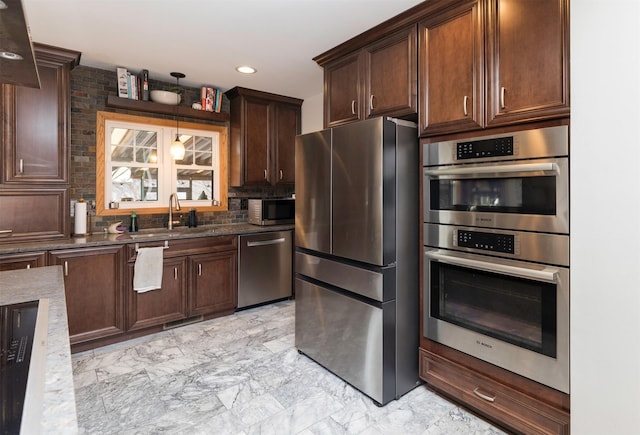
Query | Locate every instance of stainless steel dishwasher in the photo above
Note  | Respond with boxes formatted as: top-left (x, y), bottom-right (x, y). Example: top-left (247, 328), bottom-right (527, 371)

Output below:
top-left (238, 230), bottom-right (293, 309)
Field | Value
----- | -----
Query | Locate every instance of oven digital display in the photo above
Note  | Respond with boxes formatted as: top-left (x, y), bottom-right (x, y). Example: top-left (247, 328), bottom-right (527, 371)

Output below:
top-left (457, 136), bottom-right (514, 160)
top-left (457, 230), bottom-right (515, 254)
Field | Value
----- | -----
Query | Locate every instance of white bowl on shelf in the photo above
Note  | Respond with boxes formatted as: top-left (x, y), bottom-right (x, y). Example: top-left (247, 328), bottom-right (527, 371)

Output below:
top-left (150, 90), bottom-right (181, 105)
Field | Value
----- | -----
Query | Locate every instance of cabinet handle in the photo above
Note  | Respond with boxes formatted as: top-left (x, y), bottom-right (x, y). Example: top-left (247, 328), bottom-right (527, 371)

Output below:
top-left (63, 261), bottom-right (69, 277)
top-left (198, 264), bottom-right (202, 276)
top-left (463, 96), bottom-right (469, 116)
top-left (473, 387), bottom-right (496, 403)
top-left (279, 169), bottom-right (283, 180)
top-left (263, 169), bottom-right (268, 180)
top-left (19, 159), bottom-right (24, 174)
top-left (369, 95), bottom-right (375, 111)
top-left (174, 267), bottom-right (178, 280)
top-left (500, 87), bottom-right (506, 109)
top-left (351, 100), bottom-right (356, 115)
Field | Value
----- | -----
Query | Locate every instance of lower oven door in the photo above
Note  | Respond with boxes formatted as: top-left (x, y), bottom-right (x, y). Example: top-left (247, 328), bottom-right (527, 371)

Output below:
top-left (424, 247), bottom-right (569, 393)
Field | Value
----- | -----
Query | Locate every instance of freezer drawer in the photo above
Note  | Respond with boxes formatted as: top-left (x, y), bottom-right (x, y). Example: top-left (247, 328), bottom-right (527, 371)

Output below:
top-left (238, 231), bottom-right (292, 309)
top-left (295, 277), bottom-right (397, 405)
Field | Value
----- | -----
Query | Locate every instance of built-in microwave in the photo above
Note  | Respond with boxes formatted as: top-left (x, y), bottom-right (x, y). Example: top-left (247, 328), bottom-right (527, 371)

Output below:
top-left (248, 198), bottom-right (295, 226)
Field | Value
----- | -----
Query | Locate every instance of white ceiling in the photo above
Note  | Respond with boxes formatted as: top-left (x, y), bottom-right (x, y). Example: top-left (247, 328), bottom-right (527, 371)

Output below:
top-left (22, 0), bottom-right (424, 100)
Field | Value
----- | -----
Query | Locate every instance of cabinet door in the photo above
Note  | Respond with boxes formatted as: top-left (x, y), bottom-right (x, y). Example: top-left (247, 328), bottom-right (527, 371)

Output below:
top-left (189, 250), bottom-right (237, 316)
top-left (241, 96), bottom-right (271, 186)
top-left (0, 252), bottom-right (46, 272)
top-left (127, 256), bottom-right (187, 331)
top-left (486, 0), bottom-right (569, 126)
top-left (419, 2), bottom-right (483, 136)
top-left (324, 52), bottom-right (362, 127)
top-left (273, 102), bottom-right (301, 186)
top-left (0, 188), bottom-right (69, 242)
top-left (364, 26), bottom-right (417, 119)
top-left (1, 48), bottom-right (76, 184)
top-left (48, 246), bottom-right (125, 346)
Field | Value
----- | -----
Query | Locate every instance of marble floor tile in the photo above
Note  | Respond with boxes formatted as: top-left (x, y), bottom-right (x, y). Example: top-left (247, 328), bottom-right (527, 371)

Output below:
top-left (73, 300), bottom-right (506, 434)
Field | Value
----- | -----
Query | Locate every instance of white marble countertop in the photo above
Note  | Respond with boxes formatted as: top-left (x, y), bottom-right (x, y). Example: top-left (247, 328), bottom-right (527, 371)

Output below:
top-left (0, 266), bottom-right (78, 434)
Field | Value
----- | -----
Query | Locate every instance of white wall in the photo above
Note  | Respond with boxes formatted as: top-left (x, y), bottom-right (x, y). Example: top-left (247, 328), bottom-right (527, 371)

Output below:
top-left (571, 1), bottom-right (640, 433)
top-left (301, 92), bottom-right (323, 134)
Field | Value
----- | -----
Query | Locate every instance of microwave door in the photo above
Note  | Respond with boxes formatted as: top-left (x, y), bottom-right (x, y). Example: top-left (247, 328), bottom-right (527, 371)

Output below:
top-left (295, 129), bottom-right (332, 254)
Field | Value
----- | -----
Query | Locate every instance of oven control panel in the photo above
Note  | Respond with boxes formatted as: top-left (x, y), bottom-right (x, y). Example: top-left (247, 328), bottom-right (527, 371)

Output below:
top-left (457, 136), bottom-right (514, 160)
top-left (456, 230), bottom-right (515, 254)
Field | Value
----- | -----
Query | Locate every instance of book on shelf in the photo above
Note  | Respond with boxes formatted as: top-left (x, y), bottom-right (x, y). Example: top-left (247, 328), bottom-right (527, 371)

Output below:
top-left (117, 67), bottom-right (129, 98)
top-left (205, 87), bottom-right (215, 112)
top-left (201, 86), bottom-right (207, 110)
top-left (215, 88), bottom-right (222, 112)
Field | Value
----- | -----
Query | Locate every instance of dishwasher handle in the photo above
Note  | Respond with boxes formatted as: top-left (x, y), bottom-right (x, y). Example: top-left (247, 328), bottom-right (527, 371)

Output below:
top-left (246, 237), bottom-right (286, 247)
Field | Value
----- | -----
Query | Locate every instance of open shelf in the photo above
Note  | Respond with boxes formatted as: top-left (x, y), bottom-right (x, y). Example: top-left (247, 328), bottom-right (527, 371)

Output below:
top-left (106, 95), bottom-right (229, 123)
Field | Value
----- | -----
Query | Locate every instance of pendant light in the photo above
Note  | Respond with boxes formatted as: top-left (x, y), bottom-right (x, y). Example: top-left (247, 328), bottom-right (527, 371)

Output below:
top-left (170, 72), bottom-right (186, 160)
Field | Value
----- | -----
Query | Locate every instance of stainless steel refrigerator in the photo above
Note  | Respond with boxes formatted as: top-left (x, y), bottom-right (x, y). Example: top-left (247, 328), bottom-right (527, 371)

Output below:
top-left (294, 117), bottom-right (420, 405)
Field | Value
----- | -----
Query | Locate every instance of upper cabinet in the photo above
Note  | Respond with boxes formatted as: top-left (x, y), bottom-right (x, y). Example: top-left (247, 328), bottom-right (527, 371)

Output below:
top-left (419, 0), bottom-right (569, 136)
top-left (485, 0), bottom-right (570, 126)
top-left (1, 43), bottom-right (80, 184)
top-left (225, 87), bottom-right (302, 187)
top-left (419, 1), bottom-right (484, 136)
top-left (321, 26), bottom-right (417, 128)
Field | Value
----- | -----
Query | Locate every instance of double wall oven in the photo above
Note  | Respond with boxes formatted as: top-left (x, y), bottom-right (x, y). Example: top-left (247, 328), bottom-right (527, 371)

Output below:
top-left (422, 125), bottom-right (570, 394)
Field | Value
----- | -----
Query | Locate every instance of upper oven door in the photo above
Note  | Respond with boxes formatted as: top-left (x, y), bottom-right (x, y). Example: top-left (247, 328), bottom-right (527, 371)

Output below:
top-left (423, 157), bottom-right (569, 234)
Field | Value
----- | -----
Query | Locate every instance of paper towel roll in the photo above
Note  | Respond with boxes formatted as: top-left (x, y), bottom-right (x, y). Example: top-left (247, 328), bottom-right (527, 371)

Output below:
top-left (74, 201), bottom-right (87, 235)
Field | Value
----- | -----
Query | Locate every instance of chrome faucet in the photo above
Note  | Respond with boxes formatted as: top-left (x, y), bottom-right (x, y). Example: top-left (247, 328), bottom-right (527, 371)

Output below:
top-left (168, 193), bottom-right (182, 229)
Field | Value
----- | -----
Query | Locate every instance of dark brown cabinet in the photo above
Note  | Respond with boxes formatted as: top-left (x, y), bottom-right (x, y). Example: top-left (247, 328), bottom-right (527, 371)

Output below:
top-left (126, 235), bottom-right (238, 332)
top-left (127, 256), bottom-right (188, 331)
top-left (419, 345), bottom-right (570, 434)
top-left (418, 0), bottom-right (569, 136)
top-left (0, 251), bottom-right (46, 271)
top-left (188, 250), bottom-right (237, 316)
top-left (486, 0), bottom-right (570, 126)
top-left (321, 26), bottom-right (417, 128)
top-left (226, 87), bottom-right (302, 187)
top-left (48, 245), bottom-right (125, 348)
top-left (418, 1), bottom-right (484, 136)
top-left (0, 43), bottom-right (80, 243)
top-left (1, 44), bottom-right (79, 184)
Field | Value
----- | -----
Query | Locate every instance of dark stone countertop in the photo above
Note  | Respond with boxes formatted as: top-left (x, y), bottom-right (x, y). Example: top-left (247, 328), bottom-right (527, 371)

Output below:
top-left (0, 223), bottom-right (295, 255)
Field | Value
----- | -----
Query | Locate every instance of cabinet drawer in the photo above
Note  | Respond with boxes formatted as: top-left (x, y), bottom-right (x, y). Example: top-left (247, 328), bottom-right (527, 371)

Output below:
top-left (419, 349), bottom-right (569, 435)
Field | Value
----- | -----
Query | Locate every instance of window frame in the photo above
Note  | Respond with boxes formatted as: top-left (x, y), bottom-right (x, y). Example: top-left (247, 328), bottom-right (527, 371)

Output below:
top-left (96, 111), bottom-right (228, 216)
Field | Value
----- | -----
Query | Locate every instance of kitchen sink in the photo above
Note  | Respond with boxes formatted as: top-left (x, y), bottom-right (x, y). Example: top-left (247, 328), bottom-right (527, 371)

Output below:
top-left (127, 226), bottom-right (215, 239)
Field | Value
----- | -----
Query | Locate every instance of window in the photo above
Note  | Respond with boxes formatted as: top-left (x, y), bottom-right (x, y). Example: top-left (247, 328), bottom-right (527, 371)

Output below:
top-left (96, 111), bottom-right (228, 216)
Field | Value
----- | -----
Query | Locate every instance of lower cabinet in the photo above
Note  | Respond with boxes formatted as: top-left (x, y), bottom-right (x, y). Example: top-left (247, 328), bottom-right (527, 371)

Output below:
top-left (419, 346), bottom-right (570, 434)
top-left (189, 250), bottom-right (237, 316)
top-left (126, 235), bottom-right (238, 332)
top-left (127, 256), bottom-right (188, 331)
top-left (0, 251), bottom-right (46, 271)
top-left (48, 245), bottom-right (126, 347)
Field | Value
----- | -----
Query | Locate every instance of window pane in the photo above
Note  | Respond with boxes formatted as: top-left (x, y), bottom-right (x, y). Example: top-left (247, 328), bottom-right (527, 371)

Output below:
top-left (176, 169), bottom-right (213, 201)
top-left (111, 166), bottom-right (159, 202)
top-left (195, 136), bottom-right (213, 166)
top-left (111, 127), bottom-right (158, 163)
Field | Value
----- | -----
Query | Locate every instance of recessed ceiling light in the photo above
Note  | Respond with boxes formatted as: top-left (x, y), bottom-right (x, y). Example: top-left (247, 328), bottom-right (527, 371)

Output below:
top-left (0, 51), bottom-right (23, 61)
top-left (236, 65), bottom-right (257, 74)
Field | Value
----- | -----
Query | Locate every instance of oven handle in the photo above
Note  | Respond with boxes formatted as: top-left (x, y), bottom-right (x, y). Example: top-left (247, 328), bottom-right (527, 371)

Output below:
top-left (425, 250), bottom-right (559, 283)
top-left (424, 162), bottom-right (557, 177)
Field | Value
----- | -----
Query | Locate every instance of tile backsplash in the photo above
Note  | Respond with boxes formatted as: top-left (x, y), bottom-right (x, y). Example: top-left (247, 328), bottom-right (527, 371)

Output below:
top-left (70, 65), bottom-right (293, 234)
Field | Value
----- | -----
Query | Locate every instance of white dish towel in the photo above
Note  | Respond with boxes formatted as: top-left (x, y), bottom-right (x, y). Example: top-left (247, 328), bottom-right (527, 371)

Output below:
top-left (133, 247), bottom-right (164, 292)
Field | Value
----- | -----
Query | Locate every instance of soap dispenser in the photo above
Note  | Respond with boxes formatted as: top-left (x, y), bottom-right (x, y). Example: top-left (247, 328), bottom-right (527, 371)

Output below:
top-left (129, 210), bottom-right (138, 232)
